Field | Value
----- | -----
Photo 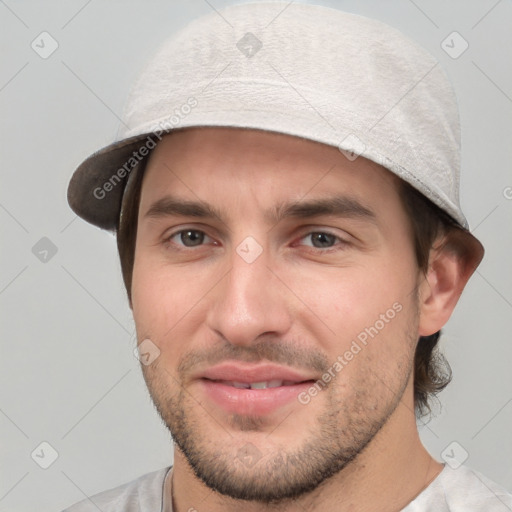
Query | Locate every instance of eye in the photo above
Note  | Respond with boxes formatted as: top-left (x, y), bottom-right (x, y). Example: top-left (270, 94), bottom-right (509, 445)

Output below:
top-left (167, 229), bottom-right (212, 247)
top-left (298, 231), bottom-right (346, 249)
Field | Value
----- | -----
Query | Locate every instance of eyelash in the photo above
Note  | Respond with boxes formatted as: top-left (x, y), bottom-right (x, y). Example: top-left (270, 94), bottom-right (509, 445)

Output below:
top-left (295, 231), bottom-right (349, 251)
top-left (164, 229), bottom-right (216, 249)
top-left (163, 228), bottom-right (350, 252)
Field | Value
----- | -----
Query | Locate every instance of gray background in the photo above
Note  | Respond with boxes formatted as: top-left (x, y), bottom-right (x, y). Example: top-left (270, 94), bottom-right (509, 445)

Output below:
top-left (1, 0), bottom-right (511, 510)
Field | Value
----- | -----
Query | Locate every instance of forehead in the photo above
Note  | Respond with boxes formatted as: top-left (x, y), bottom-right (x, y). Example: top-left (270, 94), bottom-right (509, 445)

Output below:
top-left (138, 127), bottom-right (401, 216)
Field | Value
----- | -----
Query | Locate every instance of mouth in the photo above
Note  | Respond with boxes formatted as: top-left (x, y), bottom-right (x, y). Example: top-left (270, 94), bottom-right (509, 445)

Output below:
top-left (210, 379), bottom-right (307, 389)
top-left (195, 362), bottom-right (318, 416)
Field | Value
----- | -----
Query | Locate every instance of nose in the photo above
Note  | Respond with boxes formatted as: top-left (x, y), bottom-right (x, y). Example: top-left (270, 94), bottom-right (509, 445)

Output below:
top-left (205, 247), bottom-right (292, 346)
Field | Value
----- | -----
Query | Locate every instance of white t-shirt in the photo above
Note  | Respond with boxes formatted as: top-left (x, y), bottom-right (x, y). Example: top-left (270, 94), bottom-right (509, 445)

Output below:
top-left (61, 464), bottom-right (512, 511)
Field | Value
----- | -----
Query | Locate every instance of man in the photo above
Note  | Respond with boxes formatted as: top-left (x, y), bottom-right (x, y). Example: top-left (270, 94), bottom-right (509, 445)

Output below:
top-left (63, 2), bottom-right (512, 511)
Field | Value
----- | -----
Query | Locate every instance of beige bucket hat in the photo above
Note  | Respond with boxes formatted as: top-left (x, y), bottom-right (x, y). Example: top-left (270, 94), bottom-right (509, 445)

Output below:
top-left (67, 1), bottom-right (478, 249)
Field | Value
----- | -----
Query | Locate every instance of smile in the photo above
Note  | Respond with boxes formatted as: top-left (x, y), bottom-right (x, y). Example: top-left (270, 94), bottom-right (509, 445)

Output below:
top-left (212, 380), bottom-right (303, 389)
top-left (194, 362), bottom-right (318, 416)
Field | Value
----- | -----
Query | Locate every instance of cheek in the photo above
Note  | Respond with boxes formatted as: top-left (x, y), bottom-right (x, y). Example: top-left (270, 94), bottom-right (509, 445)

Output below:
top-left (338, 264), bottom-right (418, 380)
top-left (283, 256), bottom-right (417, 345)
top-left (316, 268), bottom-right (418, 404)
top-left (131, 256), bottom-right (210, 352)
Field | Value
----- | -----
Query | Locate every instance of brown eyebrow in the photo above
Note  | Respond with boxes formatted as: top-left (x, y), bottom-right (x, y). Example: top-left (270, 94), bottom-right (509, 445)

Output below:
top-left (144, 195), bottom-right (377, 225)
top-left (267, 197), bottom-right (377, 224)
top-left (144, 197), bottom-right (223, 220)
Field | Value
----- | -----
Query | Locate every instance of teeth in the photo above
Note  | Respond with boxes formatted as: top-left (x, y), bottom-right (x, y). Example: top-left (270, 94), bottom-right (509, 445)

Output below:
top-left (250, 381), bottom-right (270, 389)
top-left (217, 380), bottom-right (304, 389)
top-left (232, 382), bottom-right (251, 389)
top-left (226, 380), bottom-right (286, 389)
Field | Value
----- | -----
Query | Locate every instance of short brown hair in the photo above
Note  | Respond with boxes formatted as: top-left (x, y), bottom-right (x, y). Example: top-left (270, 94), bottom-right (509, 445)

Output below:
top-left (397, 180), bottom-right (458, 417)
top-left (116, 156), bottom-right (462, 417)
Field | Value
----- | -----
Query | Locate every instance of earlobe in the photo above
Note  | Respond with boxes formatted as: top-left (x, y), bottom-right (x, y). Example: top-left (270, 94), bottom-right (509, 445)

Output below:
top-left (418, 230), bottom-right (484, 337)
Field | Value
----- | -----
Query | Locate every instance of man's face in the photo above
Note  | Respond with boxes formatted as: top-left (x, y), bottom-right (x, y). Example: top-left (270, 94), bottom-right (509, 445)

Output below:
top-left (132, 127), bottom-right (422, 502)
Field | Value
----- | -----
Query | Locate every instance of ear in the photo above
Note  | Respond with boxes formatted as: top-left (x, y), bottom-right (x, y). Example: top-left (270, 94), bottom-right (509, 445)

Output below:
top-left (418, 229), bottom-right (484, 336)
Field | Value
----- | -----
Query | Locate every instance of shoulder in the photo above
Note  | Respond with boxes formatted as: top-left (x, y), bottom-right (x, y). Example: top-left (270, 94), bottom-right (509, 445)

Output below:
top-left (61, 466), bottom-right (172, 512)
top-left (403, 464), bottom-right (512, 511)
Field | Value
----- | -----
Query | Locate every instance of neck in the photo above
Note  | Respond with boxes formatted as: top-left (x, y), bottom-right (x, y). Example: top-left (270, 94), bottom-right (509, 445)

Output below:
top-left (169, 389), bottom-right (443, 512)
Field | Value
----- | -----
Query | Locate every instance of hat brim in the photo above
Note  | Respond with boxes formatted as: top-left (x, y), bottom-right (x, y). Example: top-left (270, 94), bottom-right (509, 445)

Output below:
top-left (67, 134), bottom-right (155, 230)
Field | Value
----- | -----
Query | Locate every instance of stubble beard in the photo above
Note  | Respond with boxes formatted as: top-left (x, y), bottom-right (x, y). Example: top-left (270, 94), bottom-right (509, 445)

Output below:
top-left (140, 326), bottom-right (417, 505)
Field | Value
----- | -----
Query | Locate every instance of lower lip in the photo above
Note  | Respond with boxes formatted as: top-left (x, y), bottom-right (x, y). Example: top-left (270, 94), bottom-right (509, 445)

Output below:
top-left (199, 379), bottom-right (314, 416)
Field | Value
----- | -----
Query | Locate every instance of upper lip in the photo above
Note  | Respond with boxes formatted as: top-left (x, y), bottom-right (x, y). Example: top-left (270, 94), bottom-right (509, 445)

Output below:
top-left (197, 362), bottom-right (317, 384)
